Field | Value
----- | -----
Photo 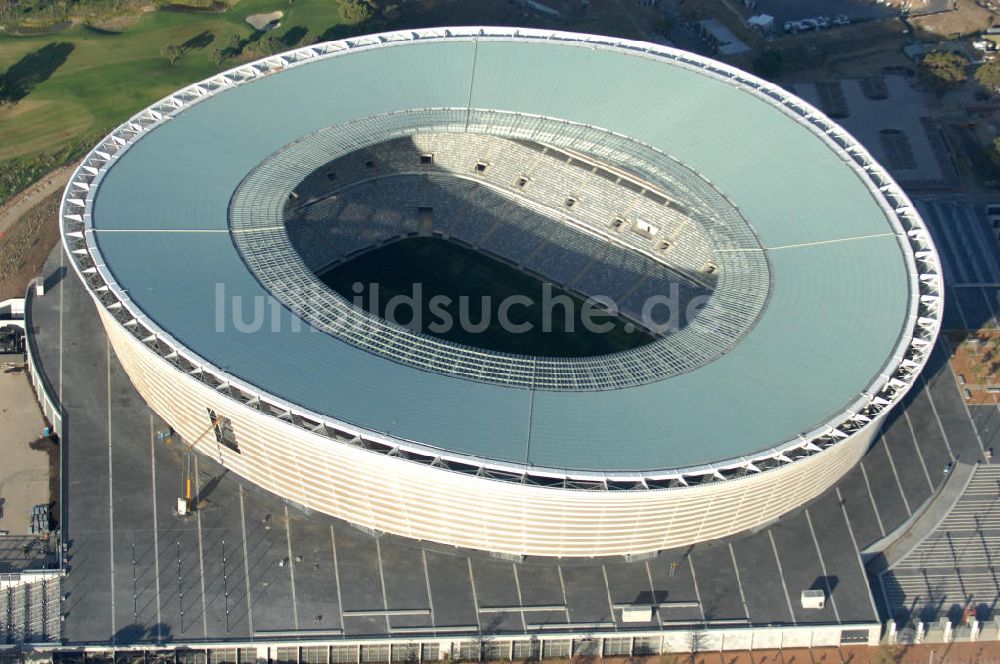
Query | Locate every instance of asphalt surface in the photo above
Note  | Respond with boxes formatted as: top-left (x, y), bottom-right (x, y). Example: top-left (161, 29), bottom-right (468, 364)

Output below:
top-left (873, 200), bottom-right (1000, 626)
top-left (28, 194), bottom-right (993, 642)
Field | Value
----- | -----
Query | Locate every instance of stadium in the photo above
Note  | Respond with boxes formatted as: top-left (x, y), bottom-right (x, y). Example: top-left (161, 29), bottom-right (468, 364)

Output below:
top-left (60, 27), bottom-right (942, 558)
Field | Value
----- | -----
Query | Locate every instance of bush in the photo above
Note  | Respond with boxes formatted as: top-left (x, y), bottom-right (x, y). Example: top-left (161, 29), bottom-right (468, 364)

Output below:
top-left (752, 50), bottom-right (783, 80)
top-left (975, 59), bottom-right (1000, 93)
top-left (161, 43), bottom-right (183, 64)
top-left (340, 0), bottom-right (371, 24)
top-left (245, 35), bottom-right (282, 57)
top-left (919, 50), bottom-right (969, 94)
top-left (0, 129), bottom-right (109, 207)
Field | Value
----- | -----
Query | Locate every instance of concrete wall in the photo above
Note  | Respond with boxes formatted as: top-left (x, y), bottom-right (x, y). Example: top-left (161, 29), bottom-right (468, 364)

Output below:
top-left (23, 284), bottom-right (61, 438)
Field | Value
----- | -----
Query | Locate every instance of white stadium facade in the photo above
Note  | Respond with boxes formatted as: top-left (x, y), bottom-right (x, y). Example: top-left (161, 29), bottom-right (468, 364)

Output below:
top-left (61, 27), bottom-right (942, 558)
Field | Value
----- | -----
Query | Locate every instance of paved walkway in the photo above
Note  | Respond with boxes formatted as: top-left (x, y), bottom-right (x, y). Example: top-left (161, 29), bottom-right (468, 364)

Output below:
top-left (0, 368), bottom-right (49, 537)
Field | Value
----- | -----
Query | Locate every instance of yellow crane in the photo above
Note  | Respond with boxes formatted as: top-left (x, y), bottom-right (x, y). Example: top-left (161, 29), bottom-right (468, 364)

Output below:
top-left (176, 415), bottom-right (222, 516)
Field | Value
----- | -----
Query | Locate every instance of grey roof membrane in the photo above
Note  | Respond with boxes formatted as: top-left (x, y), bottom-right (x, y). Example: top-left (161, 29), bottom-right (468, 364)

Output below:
top-left (88, 35), bottom-right (915, 472)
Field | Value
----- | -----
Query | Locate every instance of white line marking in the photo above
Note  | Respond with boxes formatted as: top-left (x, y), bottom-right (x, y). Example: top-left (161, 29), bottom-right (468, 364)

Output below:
top-left (92, 228), bottom-right (233, 233)
top-left (837, 487), bottom-right (881, 618)
top-left (768, 530), bottom-right (796, 624)
top-left (107, 338), bottom-right (117, 642)
top-left (949, 285), bottom-right (973, 331)
top-left (511, 564), bottom-right (527, 631)
top-left (939, 336), bottom-right (990, 461)
top-left (881, 435), bottom-right (913, 516)
top-left (466, 558), bottom-right (480, 632)
top-left (149, 416), bottom-right (162, 642)
top-left (919, 372), bottom-right (957, 462)
top-left (329, 526), bottom-right (345, 630)
top-left (194, 455), bottom-right (209, 637)
top-left (643, 560), bottom-right (656, 602)
top-left (728, 543), bottom-right (751, 621)
top-left (766, 232), bottom-right (896, 250)
top-left (860, 461), bottom-right (887, 537)
top-left (238, 485), bottom-right (254, 634)
top-left (375, 538), bottom-right (390, 632)
top-left (556, 566), bottom-right (572, 622)
top-left (687, 556), bottom-right (706, 622)
top-left (903, 409), bottom-right (935, 491)
top-left (58, 249), bottom-right (64, 405)
top-left (600, 565), bottom-right (617, 629)
top-left (805, 509), bottom-right (841, 622)
top-left (283, 504), bottom-right (299, 630)
top-left (422, 550), bottom-right (436, 627)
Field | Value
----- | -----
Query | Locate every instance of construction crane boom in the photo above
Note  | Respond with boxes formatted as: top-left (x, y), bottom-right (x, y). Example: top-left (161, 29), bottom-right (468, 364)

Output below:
top-left (176, 415), bottom-right (222, 515)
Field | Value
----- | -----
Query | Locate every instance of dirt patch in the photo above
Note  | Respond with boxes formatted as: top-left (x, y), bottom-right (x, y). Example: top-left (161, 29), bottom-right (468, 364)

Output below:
top-left (85, 6), bottom-right (154, 33)
top-left (772, 18), bottom-right (910, 80)
top-left (0, 98), bottom-right (44, 120)
top-left (245, 10), bottom-right (282, 31)
top-left (0, 20), bottom-right (72, 35)
top-left (911, 0), bottom-right (993, 40)
top-left (946, 330), bottom-right (1000, 404)
top-left (0, 190), bottom-right (60, 301)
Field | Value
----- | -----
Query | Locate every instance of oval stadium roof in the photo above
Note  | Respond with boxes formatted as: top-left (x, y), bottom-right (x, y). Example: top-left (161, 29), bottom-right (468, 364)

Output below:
top-left (81, 28), bottom-right (932, 476)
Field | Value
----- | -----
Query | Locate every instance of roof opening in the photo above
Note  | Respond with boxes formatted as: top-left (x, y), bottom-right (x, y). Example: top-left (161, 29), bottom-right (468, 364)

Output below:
top-left (475, 161), bottom-right (488, 173)
top-left (420, 153), bottom-right (434, 166)
top-left (207, 408), bottom-right (240, 454)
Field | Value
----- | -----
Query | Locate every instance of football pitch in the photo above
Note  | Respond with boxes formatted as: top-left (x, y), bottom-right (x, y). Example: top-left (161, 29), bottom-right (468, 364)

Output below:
top-left (320, 237), bottom-right (654, 357)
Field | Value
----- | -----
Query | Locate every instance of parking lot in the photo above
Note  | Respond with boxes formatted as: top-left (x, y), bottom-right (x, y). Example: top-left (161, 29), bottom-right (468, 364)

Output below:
top-left (25, 224), bottom-right (995, 643)
top-left (752, 0), bottom-right (896, 27)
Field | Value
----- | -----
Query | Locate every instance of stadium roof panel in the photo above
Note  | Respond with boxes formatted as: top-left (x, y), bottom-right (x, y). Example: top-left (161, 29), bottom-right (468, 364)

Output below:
top-left (88, 30), bottom-right (920, 473)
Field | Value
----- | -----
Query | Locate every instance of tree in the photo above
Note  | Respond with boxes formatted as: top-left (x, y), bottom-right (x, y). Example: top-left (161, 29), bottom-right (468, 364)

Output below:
top-left (161, 44), bottom-right (183, 65)
top-left (228, 33), bottom-right (242, 51)
top-left (247, 35), bottom-right (282, 57)
top-left (870, 644), bottom-right (901, 664)
top-left (340, 0), bottom-right (371, 24)
top-left (212, 48), bottom-right (227, 66)
top-left (752, 50), bottom-right (783, 80)
top-left (382, 3), bottom-right (400, 22)
top-left (975, 58), bottom-right (1000, 93)
top-left (919, 50), bottom-right (969, 94)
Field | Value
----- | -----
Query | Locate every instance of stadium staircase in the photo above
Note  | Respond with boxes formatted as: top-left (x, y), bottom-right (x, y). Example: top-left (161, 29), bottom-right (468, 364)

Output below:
top-left (0, 575), bottom-right (61, 645)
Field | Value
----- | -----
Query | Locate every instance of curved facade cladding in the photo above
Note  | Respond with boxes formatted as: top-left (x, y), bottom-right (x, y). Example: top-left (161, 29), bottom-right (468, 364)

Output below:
top-left (61, 28), bottom-right (943, 556)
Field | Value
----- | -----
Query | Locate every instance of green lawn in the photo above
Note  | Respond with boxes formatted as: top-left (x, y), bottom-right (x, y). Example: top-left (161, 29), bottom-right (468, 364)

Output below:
top-left (0, 0), bottom-right (350, 161)
top-left (320, 237), bottom-right (654, 357)
top-left (0, 0), bottom-right (657, 202)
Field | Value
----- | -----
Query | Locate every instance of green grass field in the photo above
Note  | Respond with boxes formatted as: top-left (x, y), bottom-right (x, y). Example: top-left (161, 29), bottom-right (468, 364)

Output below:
top-left (0, 0), bottom-right (351, 162)
top-left (0, 0), bottom-right (657, 206)
top-left (321, 237), bottom-right (653, 357)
